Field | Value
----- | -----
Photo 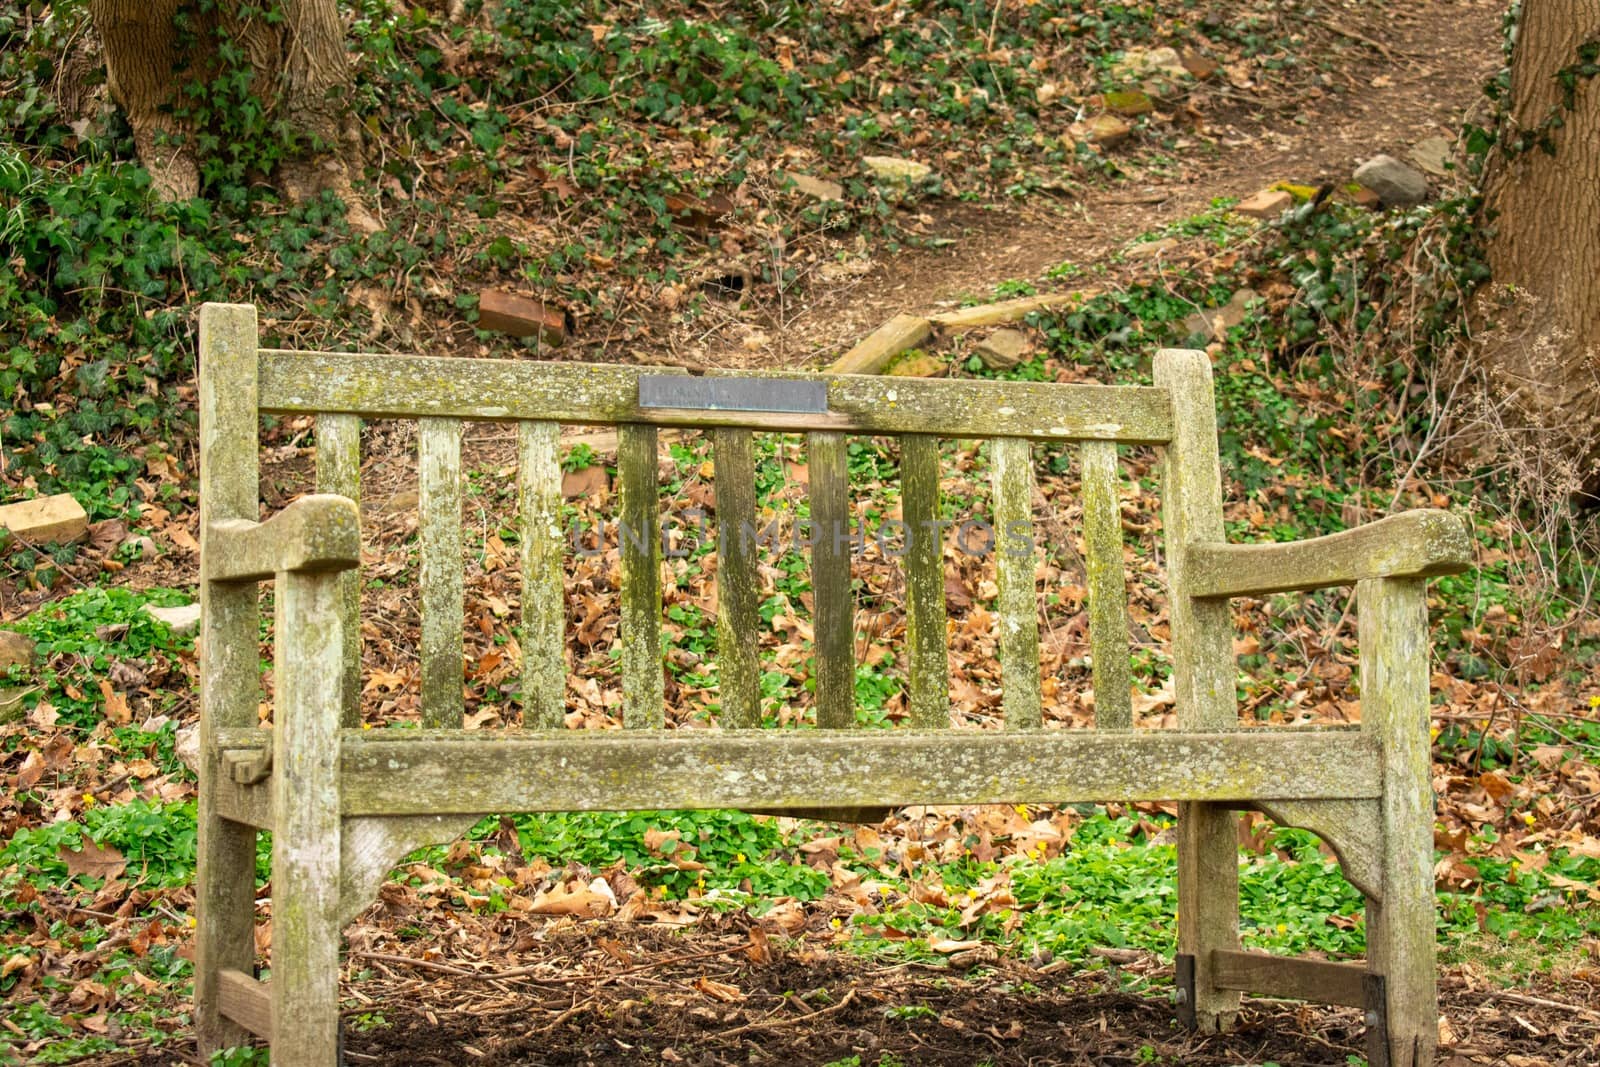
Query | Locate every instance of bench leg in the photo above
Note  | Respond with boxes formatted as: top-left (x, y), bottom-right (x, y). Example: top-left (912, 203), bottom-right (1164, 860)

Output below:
top-left (1177, 801), bottom-right (1240, 1032)
top-left (195, 800), bottom-right (258, 1056)
top-left (1359, 577), bottom-right (1438, 1067)
top-left (270, 571), bottom-right (347, 1067)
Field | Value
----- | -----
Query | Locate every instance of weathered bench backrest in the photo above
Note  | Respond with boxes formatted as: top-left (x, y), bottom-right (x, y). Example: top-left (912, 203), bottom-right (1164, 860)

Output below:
top-left (201, 298), bottom-right (1425, 827)
top-left (206, 304), bottom-right (1222, 743)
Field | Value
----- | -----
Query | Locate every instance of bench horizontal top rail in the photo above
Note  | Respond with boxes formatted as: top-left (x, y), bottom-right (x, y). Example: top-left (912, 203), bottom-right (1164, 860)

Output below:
top-left (214, 727), bottom-right (1381, 815)
top-left (257, 351), bottom-right (1174, 442)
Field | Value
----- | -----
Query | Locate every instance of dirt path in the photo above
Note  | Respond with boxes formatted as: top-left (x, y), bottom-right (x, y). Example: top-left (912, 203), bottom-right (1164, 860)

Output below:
top-left (741, 0), bottom-right (1503, 368)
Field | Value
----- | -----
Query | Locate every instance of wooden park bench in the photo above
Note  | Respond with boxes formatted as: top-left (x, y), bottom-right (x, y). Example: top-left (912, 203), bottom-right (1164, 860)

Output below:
top-left (193, 302), bottom-right (1470, 1066)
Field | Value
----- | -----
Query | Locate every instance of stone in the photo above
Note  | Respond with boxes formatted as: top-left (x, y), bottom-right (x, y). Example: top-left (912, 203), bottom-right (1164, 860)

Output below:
top-left (143, 603), bottom-right (201, 636)
top-left (975, 329), bottom-right (1032, 372)
top-left (0, 689), bottom-right (23, 725)
top-left (1233, 189), bottom-right (1293, 219)
top-left (0, 630), bottom-right (36, 672)
top-left (1085, 114), bottom-right (1132, 147)
top-left (1353, 154), bottom-right (1429, 206)
top-left (476, 289), bottom-right (569, 346)
top-left (886, 353), bottom-right (945, 378)
top-left (862, 156), bottom-right (932, 183)
top-left (0, 493), bottom-right (88, 547)
top-left (1408, 136), bottom-right (1453, 178)
top-left (175, 724), bottom-right (201, 775)
top-left (1181, 288), bottom-right (1260, 342)
top-left (1112, 46), bottom-right (1189, 82)
top-left (788, 173), bottom-right (845, 201)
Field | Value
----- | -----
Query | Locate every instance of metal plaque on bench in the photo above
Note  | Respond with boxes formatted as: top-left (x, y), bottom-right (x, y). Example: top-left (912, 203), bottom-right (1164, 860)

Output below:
top-left (639, 375), bottom-right (828, 414)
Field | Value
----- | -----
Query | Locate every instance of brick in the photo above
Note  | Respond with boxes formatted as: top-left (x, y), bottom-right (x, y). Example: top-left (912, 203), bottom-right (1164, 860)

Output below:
top-left (1233, 189), bottom-right (1293, 219)
top-left (476, 289), bottom-right (571, 346)
top-left (0, 493), bottom-right (88, 546)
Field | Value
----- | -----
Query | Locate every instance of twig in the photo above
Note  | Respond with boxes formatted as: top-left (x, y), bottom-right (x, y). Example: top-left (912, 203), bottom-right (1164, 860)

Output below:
top-left (1433, 708), bottom-right (1600, 726)
top-left (533, 996), bottom-right (598, 1034)
top-left (350, 942), bottom-right (752, 986)
top-left (713, 987), bottom-right (858, 1041)
top-left (1480, 990), bottom-right (1600, 1022)
top-left (1287, 13), bottom-right (1417, 61)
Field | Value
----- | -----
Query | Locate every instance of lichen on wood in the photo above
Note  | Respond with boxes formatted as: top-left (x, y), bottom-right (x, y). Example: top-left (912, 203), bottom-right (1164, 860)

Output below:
top-left (1081, 440), bottom-right (1132, 730)
top-left (807, 431), bottom-right (855, 730)
top-left (418, 417), bottom-right (464, 729)
top-left (208, 728), bottom-right (1388, 815)
top-left (195, 302), bottom-right (263, 1056)
top-left (518, 420), bottom-right (566, 729)
top-left (315, 413), bottom-right (362, 728)
top-left (1155, 347), bottom-right (1241, 1031)
top-left (900, 434), bottom-right (949, 729)
top-left (257, 350), bottom-right (1173, 442)
top-left (618, 423), bottom-right (664, 728)
top-left (713, 428), bottom-right (761, 729)
top-left (1186, 510), bottom-right (1471, 598)
top-left (991, 437), bottom-right (1041, 729)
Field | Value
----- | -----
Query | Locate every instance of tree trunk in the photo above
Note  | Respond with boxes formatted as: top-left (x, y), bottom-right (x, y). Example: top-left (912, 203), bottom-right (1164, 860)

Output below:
top-left (90, 0), bottom-right (197, 201)
top-left (89, 0), bottom-right (365, 215)
top-left (1482, 1), bottom-right (1600, 495)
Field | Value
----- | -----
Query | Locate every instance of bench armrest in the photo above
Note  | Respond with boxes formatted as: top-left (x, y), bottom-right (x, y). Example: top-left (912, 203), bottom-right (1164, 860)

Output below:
top-left (1184, 510), bottom-right (1471, 599)
top-left (205, 494), bottom-right (360, 583)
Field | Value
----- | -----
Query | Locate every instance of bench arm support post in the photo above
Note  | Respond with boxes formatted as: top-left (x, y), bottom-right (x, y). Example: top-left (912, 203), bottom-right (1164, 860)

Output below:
top-left (1357, 576), bottom-right (1437, 1067)
top-left (269, 565), bottom-right (346, 1065)
top-left (1154, 348), bottom-right (1242, 1032)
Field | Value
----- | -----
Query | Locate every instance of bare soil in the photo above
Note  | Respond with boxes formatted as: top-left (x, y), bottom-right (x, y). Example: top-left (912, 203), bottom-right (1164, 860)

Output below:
top-left (718, 0), bottom-right (1506, 369)
top-left (83, 923), bottom-right (1600, 1065)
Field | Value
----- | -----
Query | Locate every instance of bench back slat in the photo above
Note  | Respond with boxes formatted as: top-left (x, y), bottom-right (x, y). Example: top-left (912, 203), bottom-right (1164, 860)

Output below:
top-left (991, 437), bottom-right (1042, 729)
top-left (517, 420), bottom-right (566, 729)
top-left (257, 351), bottom-right (1174, 443)
top-left (711, 428), bottom-right (762, 729)
top-left (418, 417), bottom-right (465, 728)
top-left (1081, 440), bottom-right (1133, 730)
top-left (807, 431), bottom-right (856, 729)
top-left (617, 424), bottom-right (665, 728)
top-left (899, 434), bottom-right (948, 730)
top-left (315, 413), bottom-right (363, 729)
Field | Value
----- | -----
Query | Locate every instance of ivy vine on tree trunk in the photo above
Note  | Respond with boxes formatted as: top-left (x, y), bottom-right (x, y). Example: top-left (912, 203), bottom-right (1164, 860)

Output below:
top-left (88, 0), bottom-right (372, 226)
top-left (1481, 1), bottom-right (1600, 497)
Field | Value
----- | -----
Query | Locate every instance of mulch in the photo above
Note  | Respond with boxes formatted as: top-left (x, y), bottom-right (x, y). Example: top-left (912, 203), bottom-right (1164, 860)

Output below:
top-left (77, 921), bottom-right (1600, 1066)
